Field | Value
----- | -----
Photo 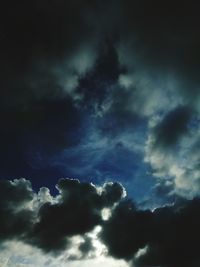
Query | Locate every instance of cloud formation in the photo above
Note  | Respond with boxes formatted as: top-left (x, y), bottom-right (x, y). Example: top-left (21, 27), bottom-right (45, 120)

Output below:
top-left (2, 2), bottom-right (200, 266)
top-left (110, 1), bottom-right (200, 198)
top-left (2, 178), bottom-right (200, 267)
top-left (1, 0), bottom-right (200, 201)
top-left (0, 179), bottom-right (34, 243)
top-left (0, 0), bottom-right (102, 106)
top-left (30, 179), bottom-right (125, 253)
top-left (145, 105), bottom-right (200, 197)
top-left (0, 178), bottom-right (125, 256)
top-left (101, 197), bottom-right (200, 267)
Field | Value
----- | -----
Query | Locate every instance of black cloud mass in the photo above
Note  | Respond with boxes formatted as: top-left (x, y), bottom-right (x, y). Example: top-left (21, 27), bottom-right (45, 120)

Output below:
top-left (1, 1), bottom-right (200, 267)
top-left (0, 179), bottom-right (34, 242)
top-left (31, 179), bottom-right (124, 253)
top-left (0, 179), bottom-right (124, 253)
top-left (152, 106), bottom-right (192, 149)
top-left (101, 198), bottom-right (200, 267)
top-left (2, 179), bottom-right (200, 267)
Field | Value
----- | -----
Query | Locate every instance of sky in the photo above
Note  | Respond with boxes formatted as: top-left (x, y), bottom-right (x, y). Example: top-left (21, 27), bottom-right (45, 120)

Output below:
top-left (1, 1), bottom-right (200, 266)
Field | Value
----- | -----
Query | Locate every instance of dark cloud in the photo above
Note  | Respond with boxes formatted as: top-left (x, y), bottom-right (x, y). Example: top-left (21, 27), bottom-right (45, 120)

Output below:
top-left (3, 178), bottom-right (200, 267)
top-left (0, 179), bottom-right (34, 242)
top-left (101, 182), bottom-right (126, 206)
top-left (145, 105), bottom-right (200, 197)
top-left (4, 0), bottom-right (200, 115)
top-left (30, 179), bottom-right (124, 253)
top-left (76, 43), bottom-right (122, 109)
top-left (1, 1), bottom-right (200, 265)
top-left (0, 178), bottom-right (125, 254)
top-left (117, 1), bottom-right (200, 79)
top-left (153, 106), bottom-right (192, 149)
top-left (101, 197), bottom-right (200, 267)
top-left (0, 0), bottom-right (101, 106)
top-left (31, 179), bottom-right (103, 253)
top-left (111, 1), bottom-right (200, 120)
top-left (0, 0), bottom-right (104, 184)
top-left (100, 200), bottom-right (152, 260)
top-left (0, 1), bottom-right (124, 184)
top-left (2, 0), bottom-right (200, 194)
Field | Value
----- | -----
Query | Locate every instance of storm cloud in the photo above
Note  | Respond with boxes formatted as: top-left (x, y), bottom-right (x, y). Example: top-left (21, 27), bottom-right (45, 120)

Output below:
top-left (101, 197), bottom-right (200, 267)
top-left (0, 178), bottom-right (125, 255)
top-left (2, 178), bottom-right (200, 267)
top-left (1, 1), bottom-right (200, 266)
top-left (0, 179), bottom-right (34, 242)
top-left (1, 0), bottom-right (200, 196)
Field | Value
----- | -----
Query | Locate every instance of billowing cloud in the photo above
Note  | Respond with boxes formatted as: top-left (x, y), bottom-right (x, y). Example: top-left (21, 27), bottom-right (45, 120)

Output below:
top-left (101, 197), bottom-right (200, 267)
top-left (1, 0), bottom-right (200, 201)
top-left (29, 178), bottom-right (125, 253)
top-left (0, 179), bottom-right (34, 243)
top-left (1, 2), bottom-right (200, 266)
top-left (2, 178), bottom-right (200, 267)
top-left (0, 178), bottom-right (125, 255)
top-left (107, 2), bottom-right (200, 200)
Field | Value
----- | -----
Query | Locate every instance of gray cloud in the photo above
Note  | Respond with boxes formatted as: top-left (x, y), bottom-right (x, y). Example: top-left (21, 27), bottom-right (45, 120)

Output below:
top-left (0, 178), bottom-right (125, 255)
top-left (0, 179), bottom-right (34, 243)
top-left (101, 197), bottom-right (200, 267)
top-left (0, 0), bottom-right (107, 108)
top-left (151, 106), bottom-right (192, 149)
top-left (1, 2), bottom-right (200, 266)
top-left (145, 106), bottom-right (200, 198)
top-left (2, 178), bottom-right (200, 267)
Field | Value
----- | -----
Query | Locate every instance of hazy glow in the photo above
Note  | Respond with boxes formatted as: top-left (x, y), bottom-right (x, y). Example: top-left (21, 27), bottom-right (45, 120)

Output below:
top-left (0, 240), bottom-right (129, 267)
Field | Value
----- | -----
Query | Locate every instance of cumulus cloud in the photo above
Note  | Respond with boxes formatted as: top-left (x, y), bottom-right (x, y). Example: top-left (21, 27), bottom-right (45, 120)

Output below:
top-left (0, 179), bottom-right (34, 243)
top-left (0, 178), bottom-right (125, 255)
top-left (2, 178), bottom-right (200, 267)
top-left (101, 197), bottom-right (200, 267)
top-left (30, 179), bottom-right (125, 253)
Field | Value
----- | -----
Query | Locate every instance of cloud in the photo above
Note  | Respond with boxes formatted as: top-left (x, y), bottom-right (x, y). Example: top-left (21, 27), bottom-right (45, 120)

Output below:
top-left (2, 178), bottom-right (200, 267)
top-left (0, 239), bottom-right (129, 267)
top-left (100, 199), bottom-right (150, 260)
top-left (145, 106), bottom-right (200, 198)
top-left (0, 178), bottom-right (125, 255)
top-left (1, 2), bottom-right (200, 265)
top-left (115, 1), bottom-right (200, 102)
top-left (151, 106), bottom-right (192, 149)
top-left (0, 179), bottom-right (34, 243)
top-left (0, 1), bottom-right (109, 179)
top-left (78, 236), bottom-right (95, 258)
top-left (29, 178), bottom-right (125, 253)
top-left (3, 0), bottom-right (200, 201)
top-left (101, 197), bottom-right (200, 267)
top-left (5, 0), bottom-right (200, 115)
top-left (0, 0), bottom-right (104, 107)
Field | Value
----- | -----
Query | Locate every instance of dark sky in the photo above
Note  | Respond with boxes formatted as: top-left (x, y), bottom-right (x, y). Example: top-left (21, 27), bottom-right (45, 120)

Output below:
top-left (1, 1), bottom-right (200, 267)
